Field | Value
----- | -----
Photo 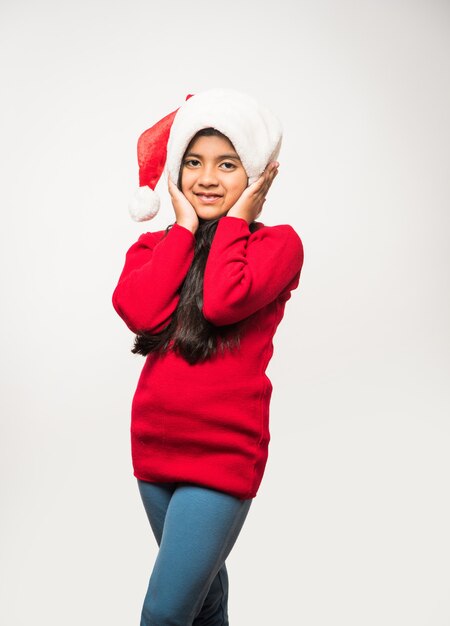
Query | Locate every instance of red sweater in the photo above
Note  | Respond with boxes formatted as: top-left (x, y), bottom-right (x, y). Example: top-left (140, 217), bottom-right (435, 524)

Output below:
top-left (112, 216), bottom-right (304, 500)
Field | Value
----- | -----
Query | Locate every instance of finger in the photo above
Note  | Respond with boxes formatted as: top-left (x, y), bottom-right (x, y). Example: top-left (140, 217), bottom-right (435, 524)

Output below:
top-left (257, 164), bottom-right (276, 186)
top-left (267, 164), bottom-right (279, 183)
top-left (168, 176), bottom-right (180, 195)
top-left (269, 163), bottom-right (279, 176)
top-left (254, 171), bottom-right (267, 187)
top-left (246, 175), bottom-right (266, 196)
top-left (268, 168), bottom-right (279, 185)
top-left (249, 163), bottom-right (278, 197)
top-left (263, 163), bottom-right (278, 186)
top-left (257, 169), bottom-right (278, 199)
top-left (260, 166), bottom-right (278, 191)
top-left (265, 161), bottom-right (278, 174)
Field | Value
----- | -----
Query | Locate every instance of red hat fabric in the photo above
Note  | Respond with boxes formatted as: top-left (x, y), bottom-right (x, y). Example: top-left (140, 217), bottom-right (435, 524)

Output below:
top-left (128, 94), bottom-right (194, 222)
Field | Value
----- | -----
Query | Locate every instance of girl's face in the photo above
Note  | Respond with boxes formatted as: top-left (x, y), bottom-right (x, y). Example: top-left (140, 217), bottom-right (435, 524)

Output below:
top-left (180, 134), bottom-right (248, 220)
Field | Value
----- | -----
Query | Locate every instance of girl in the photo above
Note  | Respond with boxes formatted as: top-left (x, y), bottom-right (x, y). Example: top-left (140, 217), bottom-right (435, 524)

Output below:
top-left (112, 88), bottom-right (304, 625)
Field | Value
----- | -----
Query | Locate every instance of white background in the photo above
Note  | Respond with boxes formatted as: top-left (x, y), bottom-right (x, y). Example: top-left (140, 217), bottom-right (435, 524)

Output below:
top-left (1, 1), bottom-right (449, 624)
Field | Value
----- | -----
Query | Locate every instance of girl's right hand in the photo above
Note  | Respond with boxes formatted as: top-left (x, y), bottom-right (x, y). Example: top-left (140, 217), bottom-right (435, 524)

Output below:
top-left (168, 175), bottom-right (199, 234)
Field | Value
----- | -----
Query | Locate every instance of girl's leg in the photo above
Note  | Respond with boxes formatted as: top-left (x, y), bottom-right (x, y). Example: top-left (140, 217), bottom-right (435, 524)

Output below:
top-left (192, 562), bottom-right (229, 626)
top-left (136, 480), bottom-right (235, 625)
top-left (137, 479), bottom-right (177, 545)
top-left (137, 480), bottom-right (252, 626)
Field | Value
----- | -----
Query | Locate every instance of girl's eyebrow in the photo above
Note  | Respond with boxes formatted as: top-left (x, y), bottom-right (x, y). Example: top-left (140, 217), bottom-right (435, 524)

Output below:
top-left (185, 152), bottom-right (241, 161)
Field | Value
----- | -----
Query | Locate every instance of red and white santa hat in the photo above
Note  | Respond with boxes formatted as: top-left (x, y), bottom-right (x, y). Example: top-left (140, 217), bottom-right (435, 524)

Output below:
top-left (128, 87), bottom-right (283, 222)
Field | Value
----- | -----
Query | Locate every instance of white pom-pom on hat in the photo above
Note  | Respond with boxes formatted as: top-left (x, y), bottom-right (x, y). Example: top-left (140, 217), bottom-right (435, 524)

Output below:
top-left (128, 186), bottom-right (161, 222)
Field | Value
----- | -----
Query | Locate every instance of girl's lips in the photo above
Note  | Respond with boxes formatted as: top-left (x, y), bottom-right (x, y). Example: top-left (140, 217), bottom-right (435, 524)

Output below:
top-left (195, 194), bottom-right (222, 204)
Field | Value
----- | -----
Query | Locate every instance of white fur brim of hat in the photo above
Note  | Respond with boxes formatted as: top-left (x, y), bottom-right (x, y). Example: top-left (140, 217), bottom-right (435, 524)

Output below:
top-left (166, 88), bottom-right (283, 189)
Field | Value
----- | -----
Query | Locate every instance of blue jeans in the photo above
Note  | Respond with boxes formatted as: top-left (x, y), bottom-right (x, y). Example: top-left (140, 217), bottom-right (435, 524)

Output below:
top-left (136, 479), bottom-right (253, 626)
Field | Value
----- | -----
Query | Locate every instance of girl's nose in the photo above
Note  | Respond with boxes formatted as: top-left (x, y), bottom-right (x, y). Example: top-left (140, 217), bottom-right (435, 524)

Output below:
top-left (197, 166), bottom-right (219, 187)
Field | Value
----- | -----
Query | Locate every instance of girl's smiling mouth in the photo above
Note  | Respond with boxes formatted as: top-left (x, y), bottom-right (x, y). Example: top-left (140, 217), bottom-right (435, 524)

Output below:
top-left (195, 193), bottom-right (223, 203)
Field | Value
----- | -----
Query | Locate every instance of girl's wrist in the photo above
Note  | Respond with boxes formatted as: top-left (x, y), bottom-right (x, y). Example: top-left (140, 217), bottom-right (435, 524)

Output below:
top-left (176, 221), bottom-right (197, 235)
top-left (225, 211), bottom-right (250, 224)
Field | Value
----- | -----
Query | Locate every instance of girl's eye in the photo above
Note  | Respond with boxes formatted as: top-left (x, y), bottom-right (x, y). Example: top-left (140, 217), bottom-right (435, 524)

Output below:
top-left (183, 159), bottom-right (236, 170)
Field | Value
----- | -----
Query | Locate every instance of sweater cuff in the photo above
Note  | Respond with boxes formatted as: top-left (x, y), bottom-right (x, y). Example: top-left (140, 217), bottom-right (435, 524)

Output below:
top-left (216, 215), bottom-right (251, 235)
top-left (169, 222), bottom-right (196, 243)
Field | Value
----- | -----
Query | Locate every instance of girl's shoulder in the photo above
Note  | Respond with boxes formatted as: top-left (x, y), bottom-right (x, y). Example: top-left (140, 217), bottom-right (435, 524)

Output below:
top-left (133, 226), bottom-right (173, 246)
top-left (252, 219), bottom-right (303, 244)
top-left (250, 220), bottom-right (304, 265)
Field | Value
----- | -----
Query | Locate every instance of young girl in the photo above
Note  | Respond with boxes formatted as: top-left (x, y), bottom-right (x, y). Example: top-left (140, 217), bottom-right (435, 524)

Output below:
top-left (112, 88), bottom-right (304, 626)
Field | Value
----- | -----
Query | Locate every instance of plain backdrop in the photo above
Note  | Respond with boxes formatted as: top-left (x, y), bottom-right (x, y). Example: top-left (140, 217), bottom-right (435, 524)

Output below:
top-left (1, 1), bottom-right (449, 624)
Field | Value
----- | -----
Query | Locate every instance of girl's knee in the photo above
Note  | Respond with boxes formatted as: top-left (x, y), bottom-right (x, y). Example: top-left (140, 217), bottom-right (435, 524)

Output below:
top-left (141, 597), bottom-right (189, 626)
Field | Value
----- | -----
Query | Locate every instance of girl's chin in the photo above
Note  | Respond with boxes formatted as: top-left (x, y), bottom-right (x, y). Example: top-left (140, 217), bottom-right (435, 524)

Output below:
top-left (195, 206), bottom-right (230, 219)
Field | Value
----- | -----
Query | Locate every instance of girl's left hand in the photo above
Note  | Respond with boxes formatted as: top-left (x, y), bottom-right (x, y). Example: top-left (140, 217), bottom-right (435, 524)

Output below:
top-left (226, 161), bottom-right (279, 223)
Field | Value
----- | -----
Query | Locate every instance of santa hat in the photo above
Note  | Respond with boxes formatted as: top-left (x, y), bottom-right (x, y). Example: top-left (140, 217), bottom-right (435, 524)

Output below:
top-left (128, 88), bottom-right (283, 222)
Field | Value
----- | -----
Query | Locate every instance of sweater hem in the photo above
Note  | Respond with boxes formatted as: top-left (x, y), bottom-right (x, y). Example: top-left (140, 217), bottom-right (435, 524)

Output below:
top-left (133, 469), bottom-right (256, 501)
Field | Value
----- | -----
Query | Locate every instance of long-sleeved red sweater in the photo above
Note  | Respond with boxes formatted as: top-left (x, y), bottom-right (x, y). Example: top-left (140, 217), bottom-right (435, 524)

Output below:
top-left (112, 215), bottom-right (304, 500)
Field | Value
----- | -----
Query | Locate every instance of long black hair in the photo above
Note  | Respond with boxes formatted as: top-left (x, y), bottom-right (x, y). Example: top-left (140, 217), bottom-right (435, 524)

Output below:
top-left (131, 127), bottom-right (260, 365)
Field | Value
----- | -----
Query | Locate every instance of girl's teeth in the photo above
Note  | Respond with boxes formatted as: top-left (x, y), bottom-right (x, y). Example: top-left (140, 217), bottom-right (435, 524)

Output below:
top-left (198, 194), bottom-right (221, 202)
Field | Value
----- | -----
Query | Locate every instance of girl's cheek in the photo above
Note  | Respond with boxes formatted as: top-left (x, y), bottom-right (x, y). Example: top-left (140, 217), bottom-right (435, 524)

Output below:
top-left (181, 171), bottom-right (192, 189)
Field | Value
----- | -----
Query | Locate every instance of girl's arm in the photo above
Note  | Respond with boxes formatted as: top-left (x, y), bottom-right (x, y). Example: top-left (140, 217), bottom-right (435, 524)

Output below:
top-left (112, 224), bottom-right (195, 334)
top-left (202, 216), bottom-right (304, 326)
